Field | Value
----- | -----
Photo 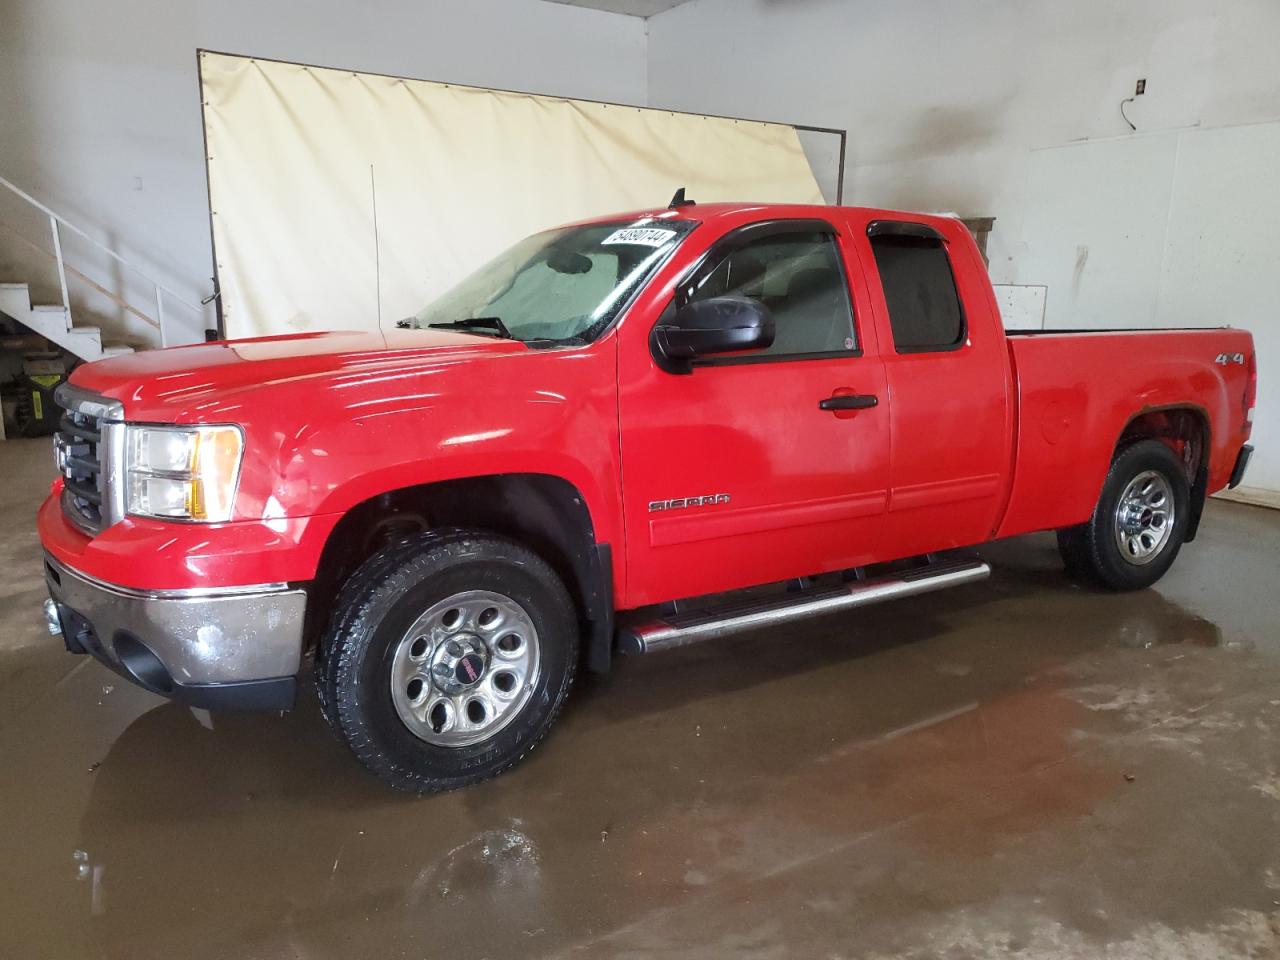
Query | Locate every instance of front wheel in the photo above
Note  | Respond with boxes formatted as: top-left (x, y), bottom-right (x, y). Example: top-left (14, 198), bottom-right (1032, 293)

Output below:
top-left (316, 531), bottom-right (578, 794)
top-left (1057, 439), bottom-right (1191, 591)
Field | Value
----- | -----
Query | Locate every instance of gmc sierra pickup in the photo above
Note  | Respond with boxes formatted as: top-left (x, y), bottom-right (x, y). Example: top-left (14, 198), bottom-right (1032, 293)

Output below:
top-left (39, 200), bottom-right (1256, 792)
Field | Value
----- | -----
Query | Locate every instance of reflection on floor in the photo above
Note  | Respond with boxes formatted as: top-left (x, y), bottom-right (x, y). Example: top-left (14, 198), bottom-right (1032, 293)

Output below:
top-left (2, 436), bottom-right (1279, 958)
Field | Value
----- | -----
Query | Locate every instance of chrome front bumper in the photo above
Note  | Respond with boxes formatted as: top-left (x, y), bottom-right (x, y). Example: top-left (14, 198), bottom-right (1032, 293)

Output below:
top-left (43, 553), bottom-right (307, 710)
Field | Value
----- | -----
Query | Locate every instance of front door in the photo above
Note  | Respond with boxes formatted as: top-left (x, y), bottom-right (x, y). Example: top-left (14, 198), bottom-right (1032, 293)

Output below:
top-left (617, 218), bottom-right (891, 608)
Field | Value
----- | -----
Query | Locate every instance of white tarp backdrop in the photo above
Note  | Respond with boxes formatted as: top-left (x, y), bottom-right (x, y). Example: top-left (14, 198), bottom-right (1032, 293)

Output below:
top-left (199, 51), bottom-right (825, 339)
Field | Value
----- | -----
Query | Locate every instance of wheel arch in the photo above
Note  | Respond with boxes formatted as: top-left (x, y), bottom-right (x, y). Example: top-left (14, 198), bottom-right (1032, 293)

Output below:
top-left (306, 473), bottom-right (615, 672)
top-left (1114, 403), bottom-right (1211, 541)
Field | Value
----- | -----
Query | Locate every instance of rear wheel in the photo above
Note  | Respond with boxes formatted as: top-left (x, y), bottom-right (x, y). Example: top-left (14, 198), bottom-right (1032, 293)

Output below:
top-left (316, 531), bottom-right (578, 794)
top-left (1057, 439), bottom-right (1190, 591)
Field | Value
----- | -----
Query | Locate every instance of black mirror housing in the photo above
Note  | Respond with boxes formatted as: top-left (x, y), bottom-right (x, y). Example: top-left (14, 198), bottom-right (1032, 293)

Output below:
top-left (651, 296), bottom-right (774, 373)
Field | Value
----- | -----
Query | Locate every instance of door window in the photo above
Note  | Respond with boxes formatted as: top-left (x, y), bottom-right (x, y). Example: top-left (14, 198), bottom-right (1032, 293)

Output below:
top-left (676, 228), bottom-right (857, 359)
top-left (870, 233), bottom-right (965, 352)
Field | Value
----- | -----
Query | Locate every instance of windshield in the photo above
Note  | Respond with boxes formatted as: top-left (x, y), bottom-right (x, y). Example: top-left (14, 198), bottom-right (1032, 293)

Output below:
top-left (408, 217), bottom-right (697, 345)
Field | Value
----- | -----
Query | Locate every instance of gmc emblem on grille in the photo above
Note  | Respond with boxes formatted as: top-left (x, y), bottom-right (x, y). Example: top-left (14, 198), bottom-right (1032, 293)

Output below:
top-left (648, 493), bottom-right (731, 513)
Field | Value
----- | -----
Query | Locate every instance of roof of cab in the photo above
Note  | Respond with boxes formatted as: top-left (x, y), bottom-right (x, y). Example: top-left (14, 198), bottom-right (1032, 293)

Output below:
top-left (562, 201), bottom-right (959, 231)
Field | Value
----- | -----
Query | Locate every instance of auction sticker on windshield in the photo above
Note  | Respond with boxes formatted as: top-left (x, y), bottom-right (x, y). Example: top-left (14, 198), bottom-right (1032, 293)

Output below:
top-left (602, 227), bottom-right (678, 247)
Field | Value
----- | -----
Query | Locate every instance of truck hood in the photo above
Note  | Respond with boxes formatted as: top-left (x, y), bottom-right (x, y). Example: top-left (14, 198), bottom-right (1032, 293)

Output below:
top-left (70, 329), bottom-right (530, 421)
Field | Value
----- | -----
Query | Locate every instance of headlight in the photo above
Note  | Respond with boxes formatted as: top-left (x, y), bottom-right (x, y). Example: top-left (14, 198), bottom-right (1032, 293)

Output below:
top-left (125, 424), bottom-right (244, 522)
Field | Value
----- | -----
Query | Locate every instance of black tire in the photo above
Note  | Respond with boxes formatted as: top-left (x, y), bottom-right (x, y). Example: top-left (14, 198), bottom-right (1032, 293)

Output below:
top-left (316, 530), bottom-right (578, 794)
top-left (1057, 439), bottom-right (1191, 591)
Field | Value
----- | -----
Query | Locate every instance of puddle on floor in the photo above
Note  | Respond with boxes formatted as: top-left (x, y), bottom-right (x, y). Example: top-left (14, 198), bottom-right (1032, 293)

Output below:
top-left (1, 458), bottom-right (1278, 959)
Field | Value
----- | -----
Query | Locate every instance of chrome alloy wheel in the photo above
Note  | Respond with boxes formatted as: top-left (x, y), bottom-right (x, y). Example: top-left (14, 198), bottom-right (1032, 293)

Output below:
top-left (390, 590), bottom-right (541, 748)
top-left (1113, 470), bottom-right (1176, 565)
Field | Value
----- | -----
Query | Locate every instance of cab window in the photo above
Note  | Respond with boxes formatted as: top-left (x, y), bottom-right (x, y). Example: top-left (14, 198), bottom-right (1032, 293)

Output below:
top-left (869, 232), bottom-right (965, 352)
top-left (677, 228), bottom-right (857, 359)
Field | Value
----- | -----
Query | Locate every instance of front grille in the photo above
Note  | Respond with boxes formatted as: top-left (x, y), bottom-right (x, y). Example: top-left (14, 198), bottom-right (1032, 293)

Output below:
top-left (56, 408), bottom-right (104, 533)
top-left (53, 385), bottom-right (124, 536)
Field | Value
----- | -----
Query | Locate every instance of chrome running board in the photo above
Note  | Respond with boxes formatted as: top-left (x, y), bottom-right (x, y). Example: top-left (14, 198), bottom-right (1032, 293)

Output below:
top-left (618, 558), bottom-right (990, 654)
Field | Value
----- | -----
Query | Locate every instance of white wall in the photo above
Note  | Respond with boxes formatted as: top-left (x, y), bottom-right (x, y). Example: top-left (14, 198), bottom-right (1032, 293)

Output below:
top-left (647, 0), bottom-right (1280, 493)
top-left (0, 0), bottom-right (648, 346)
top-left (5, 0), bottom-right (1276, 491)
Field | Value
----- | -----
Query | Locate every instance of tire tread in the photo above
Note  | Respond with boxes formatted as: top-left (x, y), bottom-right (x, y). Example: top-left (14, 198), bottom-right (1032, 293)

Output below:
top-left (1056, 440), bottom-right (1189, 591)
top-left (316, 530), bottom-right (577, 794)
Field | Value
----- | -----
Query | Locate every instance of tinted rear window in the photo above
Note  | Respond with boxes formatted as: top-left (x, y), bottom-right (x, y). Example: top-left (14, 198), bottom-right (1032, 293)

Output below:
top-left (870, 235), bottom-right (964, 351)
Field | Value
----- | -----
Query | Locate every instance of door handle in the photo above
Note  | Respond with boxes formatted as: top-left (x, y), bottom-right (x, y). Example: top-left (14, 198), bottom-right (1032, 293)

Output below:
top-left (819, 393), bottom-right (878, 411)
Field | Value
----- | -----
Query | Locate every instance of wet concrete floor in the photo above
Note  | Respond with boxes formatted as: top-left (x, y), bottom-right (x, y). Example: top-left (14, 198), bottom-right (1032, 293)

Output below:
top-left (2, 434), bottom-right (1280, 958)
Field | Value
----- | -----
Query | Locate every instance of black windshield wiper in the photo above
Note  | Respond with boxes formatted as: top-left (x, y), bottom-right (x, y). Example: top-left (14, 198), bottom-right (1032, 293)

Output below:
top-left (425, 316), bottom-right (514, 340)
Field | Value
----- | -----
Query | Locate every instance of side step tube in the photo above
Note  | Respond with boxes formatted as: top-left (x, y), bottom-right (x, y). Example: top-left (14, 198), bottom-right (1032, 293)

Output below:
top-left (619, 558), bottom-right (990, 654)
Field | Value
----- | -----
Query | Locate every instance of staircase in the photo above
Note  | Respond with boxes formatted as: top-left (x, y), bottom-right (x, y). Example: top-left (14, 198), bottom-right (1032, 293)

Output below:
top-left (0, 173), bottom-right (207, 363)
top-left (0, 282), bottom-right (134, 361)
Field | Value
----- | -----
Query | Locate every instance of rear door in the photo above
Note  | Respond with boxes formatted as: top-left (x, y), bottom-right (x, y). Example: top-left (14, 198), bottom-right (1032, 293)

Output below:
top-left (857, 217), bottom-right (1014, 556)
top-left (617, 217), bottom-right (891, 607)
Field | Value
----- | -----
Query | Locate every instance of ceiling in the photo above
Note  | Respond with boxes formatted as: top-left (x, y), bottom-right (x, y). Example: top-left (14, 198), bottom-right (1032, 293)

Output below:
top-left (542, 0), bottom-right (696, 18)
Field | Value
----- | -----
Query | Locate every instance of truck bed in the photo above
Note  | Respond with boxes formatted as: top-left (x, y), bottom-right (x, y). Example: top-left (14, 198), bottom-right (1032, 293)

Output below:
top-left (996, 326), bottom-right (1253, 539)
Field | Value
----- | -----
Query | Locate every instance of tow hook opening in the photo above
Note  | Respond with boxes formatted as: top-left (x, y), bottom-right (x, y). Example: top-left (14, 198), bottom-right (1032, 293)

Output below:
top-left (42, 598), bottom-right (62, 636)
top-left (112, 633), bottom-right (175, 695)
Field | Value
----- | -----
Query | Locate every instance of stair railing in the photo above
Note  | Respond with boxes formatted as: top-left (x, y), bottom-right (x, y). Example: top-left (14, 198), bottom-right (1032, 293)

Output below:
top-left (0, 174), bottom-right (206, 347)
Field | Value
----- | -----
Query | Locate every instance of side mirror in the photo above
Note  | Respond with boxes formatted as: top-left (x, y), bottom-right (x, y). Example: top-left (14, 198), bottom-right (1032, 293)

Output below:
top-left (651, 296), bottom-right (775, 373)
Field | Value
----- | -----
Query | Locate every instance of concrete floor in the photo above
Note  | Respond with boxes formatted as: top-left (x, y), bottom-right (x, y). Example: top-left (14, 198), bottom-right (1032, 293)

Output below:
top-left (2, 435), bottom-right (1280, 959)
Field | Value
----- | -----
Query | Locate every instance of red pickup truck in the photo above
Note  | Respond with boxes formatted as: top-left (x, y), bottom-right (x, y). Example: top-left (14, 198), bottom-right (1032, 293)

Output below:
top-left (39, 201), bottom-right (1256, 792)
